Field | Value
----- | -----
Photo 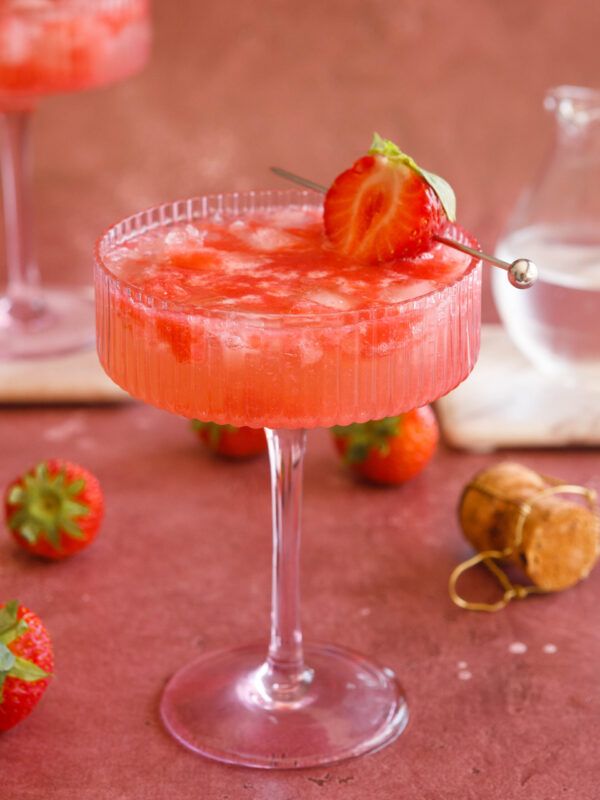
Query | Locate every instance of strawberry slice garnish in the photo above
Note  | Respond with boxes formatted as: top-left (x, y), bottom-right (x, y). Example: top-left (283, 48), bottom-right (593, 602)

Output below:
top-left (324, 134), bottom-right (456, 263)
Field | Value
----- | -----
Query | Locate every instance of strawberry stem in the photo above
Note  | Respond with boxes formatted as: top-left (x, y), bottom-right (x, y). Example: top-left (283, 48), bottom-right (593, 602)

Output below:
top-left (332, 416), bottom-right (403, 464)
top-left (7, 462), bottom-right (90, 548)
top-left (368, 133), bottom-right (456, 222)
top-left (191, 420), bottom-right (239, 448)
top-left (0, 602), bottom-right (50, 703)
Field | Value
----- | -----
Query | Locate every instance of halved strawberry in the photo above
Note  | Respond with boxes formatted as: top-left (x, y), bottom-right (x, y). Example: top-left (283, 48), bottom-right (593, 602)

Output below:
top-left (155, 314), bottom-right (193, 363)
top-left (324, 134), bottom-right (456, 263)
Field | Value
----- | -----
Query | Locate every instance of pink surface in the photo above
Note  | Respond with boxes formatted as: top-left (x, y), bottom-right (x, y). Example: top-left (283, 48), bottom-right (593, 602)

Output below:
top-left (1, 409), bottom-right (600, 798)
top-left (1, 0), bottom-right (600, 795)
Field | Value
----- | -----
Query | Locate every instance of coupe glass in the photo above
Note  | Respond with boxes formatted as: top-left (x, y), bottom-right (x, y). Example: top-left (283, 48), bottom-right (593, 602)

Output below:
top-left (0, 0), bottom-right (151, 359)
top-left (95, 190), bottom-right (482, 768)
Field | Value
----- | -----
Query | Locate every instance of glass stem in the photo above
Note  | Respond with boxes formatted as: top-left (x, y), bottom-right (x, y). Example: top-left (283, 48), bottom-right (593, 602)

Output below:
top-left (0, 109), bottom-right (43, 323)
top-left (263, 428), bottom-right (311, 702)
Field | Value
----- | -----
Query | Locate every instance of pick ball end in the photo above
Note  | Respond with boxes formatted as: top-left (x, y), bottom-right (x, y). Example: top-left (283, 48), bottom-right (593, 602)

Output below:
top-left (509, 258), bottom-right (538, 289)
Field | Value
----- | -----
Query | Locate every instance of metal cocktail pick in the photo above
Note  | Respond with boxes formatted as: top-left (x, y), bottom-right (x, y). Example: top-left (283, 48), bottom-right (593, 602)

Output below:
top-left (270, 167), bottom-right (538, 289)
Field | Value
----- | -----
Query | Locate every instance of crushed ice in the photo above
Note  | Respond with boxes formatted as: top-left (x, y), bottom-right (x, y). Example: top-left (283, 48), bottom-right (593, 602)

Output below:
top-left (303, 290), bottom-right (355, 310)
top-left (232, 225), bottom-right (300, 251)
top-left (164, 225), bottom-right (207, 251)
top-left (219, 253), bottom-right (268, 273)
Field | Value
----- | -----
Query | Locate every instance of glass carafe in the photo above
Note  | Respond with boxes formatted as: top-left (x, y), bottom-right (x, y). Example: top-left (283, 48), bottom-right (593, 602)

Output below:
top-left (493, 85), bottom-right (600, 389)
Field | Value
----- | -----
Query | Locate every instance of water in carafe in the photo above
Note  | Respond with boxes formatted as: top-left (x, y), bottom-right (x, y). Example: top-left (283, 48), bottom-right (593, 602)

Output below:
top-left (493, 86), bottom-right (600, 389)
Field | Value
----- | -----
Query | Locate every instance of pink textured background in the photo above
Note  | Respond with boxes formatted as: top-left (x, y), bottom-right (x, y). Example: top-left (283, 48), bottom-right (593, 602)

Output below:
top-left (2, 1), bottom-right (600, 798)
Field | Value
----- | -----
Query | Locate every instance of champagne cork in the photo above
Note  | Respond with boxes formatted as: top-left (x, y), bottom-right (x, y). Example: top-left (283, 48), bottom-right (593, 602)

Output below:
top-left (459, 462), bottom-right (599, 592)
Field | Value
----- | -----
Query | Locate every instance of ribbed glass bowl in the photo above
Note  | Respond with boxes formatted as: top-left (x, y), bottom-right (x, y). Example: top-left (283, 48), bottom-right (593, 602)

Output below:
top-left (95, 190), bottom-right (482, 428)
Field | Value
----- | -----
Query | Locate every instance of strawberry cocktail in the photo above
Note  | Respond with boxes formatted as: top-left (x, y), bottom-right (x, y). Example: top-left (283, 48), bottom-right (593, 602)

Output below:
top-left (0, 0), bottom-right (151, 359)
top-left (0, 0), bottom-right (150, 109)
top-left (95, 139), bottom-right (482, 768)
top-left (98, 200), bottom-right (479, 427)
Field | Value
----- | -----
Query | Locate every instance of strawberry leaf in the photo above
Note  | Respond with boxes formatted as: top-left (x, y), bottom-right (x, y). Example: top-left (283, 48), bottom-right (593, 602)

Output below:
top-left (62, 500), bottom-right (89, 518)
top-left (0, 644), bottom-right (15, 674)
top-left (18, 521), bottom-right (41, 544)
top-left (66, 479), bottom-right (86, 496)
top-left (7, 485), bottom-right (25, 505)
top-left (0, 603), bottom-right (28, 650)
top-left (0, 620), bottom-right (27, 646)
top-left (60, 519), bottom-right (85, 540)
top-left (0, 644), bottom-right (16, 704)
top-left (0, 602), bottom-right (28, 647)
top-left (191, 420), bottom-right (238, 448)
top-left (369, 133), bottom-right (456, 222)
top-left (346, 439), bottom-right (371, 464)
top-left (0, 601), bottom-right (19, 636)
top-left (333, 416), bottom-right (403, 464)
top-left (0, 646), bottom-right (50, 703)
top-left (11, 656), bottom-right (49, 682)
top-left (7, 462), bottom-right (94, 549)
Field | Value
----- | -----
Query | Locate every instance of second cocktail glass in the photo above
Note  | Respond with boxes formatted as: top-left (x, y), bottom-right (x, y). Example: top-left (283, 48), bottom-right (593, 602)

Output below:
top-left (0, 0), bottom-right (151, 359)
top-left (95, 190), bottom-right (482, 767)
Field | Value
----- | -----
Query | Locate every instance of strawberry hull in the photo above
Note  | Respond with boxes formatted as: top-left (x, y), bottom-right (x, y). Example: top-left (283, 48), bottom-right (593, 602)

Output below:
top-left (95, 192), bottom-right (481, 429)
top-left (332, 406), bottom-right (440, 485)
top-left (194, 422), bottom-right (267, 458)
top-left (0, 605), bottom-right (53, 732)
top-left (5, 460), bottom-right (104, 560)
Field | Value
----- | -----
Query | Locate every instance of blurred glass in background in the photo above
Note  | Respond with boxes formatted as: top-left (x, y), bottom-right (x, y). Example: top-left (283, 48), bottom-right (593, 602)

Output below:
top-left (0, 0), bottom-right (151, 360)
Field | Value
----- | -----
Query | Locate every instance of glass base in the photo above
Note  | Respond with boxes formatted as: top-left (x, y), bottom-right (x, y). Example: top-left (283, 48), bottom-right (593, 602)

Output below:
top-left (0, 287), bottom-right (95, 359)
top-left (160, 641), bottom-right (409, 769)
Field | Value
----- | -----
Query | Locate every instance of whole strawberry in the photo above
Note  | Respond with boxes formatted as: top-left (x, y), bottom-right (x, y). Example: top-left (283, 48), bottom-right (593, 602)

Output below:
top-left (5, 460), bottom-right (104, 559)
top-left (331, 407), bottom-right (439, 485)
top-left (324, 133), bottom-right (456, 262)
top-left (192, 421), bottom-right (267, 458)
top-left (0, 601), bottom-right (53, 732)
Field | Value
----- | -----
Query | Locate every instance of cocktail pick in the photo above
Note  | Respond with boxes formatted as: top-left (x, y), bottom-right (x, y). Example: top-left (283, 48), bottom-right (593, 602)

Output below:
top-left (270, 167), bottom-right (538, 289)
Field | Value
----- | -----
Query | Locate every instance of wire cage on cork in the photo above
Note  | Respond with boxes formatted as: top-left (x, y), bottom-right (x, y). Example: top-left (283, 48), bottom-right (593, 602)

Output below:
top-left (449, 462), bottom-right (600, 612)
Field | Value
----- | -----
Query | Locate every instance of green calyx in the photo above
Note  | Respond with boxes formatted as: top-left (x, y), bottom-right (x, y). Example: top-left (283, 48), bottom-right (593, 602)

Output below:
top-left (332, 416), bottom-right (403, 464)
top-left (0, 601), bottom-right (49, 703)
top-left (0, 601), bottom-right (27, 645)
top-left (7, 462), bottom-right (89, 549)
top-left (369, 133), bottom-right (456, 222)
top-left (191, 420), bottom-right (239, 448)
